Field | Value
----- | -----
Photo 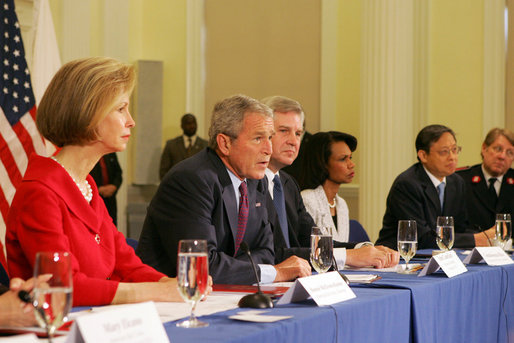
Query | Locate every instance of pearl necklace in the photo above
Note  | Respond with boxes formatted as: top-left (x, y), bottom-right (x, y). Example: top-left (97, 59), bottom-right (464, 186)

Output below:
top-left (50, 156), bottom-right (93, 202)
top-left (328, 197), bottom-right (336, 208)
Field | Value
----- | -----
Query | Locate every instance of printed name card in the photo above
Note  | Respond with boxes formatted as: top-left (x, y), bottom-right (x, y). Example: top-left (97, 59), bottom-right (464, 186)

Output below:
top-left (418, 250), bottom-right (467, 278)
top-left (277, 271), bottom-right (355, 306)
top-left (65, 301), bottom-right (169, 343)
top-left (463, 247), bottom-right (514, 266)
top-left (0, 334), bottom-right (39, 342)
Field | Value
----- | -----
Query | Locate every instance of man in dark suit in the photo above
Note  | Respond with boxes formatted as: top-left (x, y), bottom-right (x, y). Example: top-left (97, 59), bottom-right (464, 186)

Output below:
top-left (376, 124), bottom-right (495, 250)
top-left (457, 128), bottom-right (514, 231)
top-left (137, 95), bottom-right (310, 285)
top-left (262, 96), bottom-right (398, 268)
top-left (159, 113), bottom-right (208, 180)
top-left (90, 152), bottom-right (122, 225)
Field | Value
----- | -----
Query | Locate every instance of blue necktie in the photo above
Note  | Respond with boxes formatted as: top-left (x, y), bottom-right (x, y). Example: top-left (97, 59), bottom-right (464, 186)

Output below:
top-left (437, 182), bottom-right (445, 211)
top-left (273, 175), bottom-right (290, 248)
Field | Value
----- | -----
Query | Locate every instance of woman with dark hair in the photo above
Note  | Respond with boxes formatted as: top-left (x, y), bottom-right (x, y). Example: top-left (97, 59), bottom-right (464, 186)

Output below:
top-left (300, 131), bottom-right (398, 265)
top-left (299, 131), bottom-right (359, 243)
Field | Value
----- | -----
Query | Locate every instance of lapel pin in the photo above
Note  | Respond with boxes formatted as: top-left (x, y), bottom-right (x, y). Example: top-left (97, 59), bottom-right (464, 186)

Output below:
top-left (471, 176), bottom-right (481, 183)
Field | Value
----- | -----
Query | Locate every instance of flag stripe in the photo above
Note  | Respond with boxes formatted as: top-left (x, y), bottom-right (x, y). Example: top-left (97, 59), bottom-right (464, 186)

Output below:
top-left (0, 107), bottom-right (29, 174)
top-left (0, 133), bottom-right (22, 189)
top-left (0, 183), bottom-right (10, 223)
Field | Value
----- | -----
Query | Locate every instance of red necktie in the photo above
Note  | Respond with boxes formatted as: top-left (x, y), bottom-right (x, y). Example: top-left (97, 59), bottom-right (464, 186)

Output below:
top-left (234, 181), bottom-right (248, 255)
top-left (99, 157), bottom-right (109, 185)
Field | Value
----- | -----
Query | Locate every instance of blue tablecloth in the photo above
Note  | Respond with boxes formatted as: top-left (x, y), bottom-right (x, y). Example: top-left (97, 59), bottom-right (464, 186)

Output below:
top-left (164, 287), bottom-right (411, 343)
top-left (347, 249), bottom-right (514, 343)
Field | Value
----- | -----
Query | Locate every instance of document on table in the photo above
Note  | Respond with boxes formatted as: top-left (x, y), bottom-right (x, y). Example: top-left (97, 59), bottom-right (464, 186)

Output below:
top-left (71, 293), bottom-right (243, 323)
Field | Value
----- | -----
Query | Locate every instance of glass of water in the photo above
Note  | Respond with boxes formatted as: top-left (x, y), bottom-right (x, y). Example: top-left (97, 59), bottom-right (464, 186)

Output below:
top-left (310, 227), bottom-right (333, 274)
top-left (397, 220), bottom-right (418, 274)
top-left (436, 216), bottom-right (455, 251)
top-left (176, 239), bottom-right (209, 328)
top-left (495, 213), bottom-right (512, 250)
top-left (33, 252), bottom-right (73, 342)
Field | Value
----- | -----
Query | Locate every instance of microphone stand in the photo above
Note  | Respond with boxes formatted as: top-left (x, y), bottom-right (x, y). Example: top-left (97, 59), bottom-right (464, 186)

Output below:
top-left (237, 242), bottom-right (273, 308)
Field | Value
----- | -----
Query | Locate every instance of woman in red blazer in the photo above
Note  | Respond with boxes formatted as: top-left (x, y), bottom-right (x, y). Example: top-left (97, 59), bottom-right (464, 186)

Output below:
top-left (6, 57), bottom-right (210, 306)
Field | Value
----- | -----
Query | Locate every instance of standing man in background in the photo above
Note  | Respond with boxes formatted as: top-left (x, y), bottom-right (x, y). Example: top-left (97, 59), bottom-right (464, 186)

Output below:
top-left (90, 152), bottom-right (122, 226)
top-left (159, 113), bottom-right (208, 179)
top-left (457, 128), bottom-right (514, 231)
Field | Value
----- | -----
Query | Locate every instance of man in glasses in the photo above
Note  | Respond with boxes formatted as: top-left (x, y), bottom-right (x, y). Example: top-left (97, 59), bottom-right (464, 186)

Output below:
top-left (376, 124), bottom-right (495, 250)
top-left (457, 128), bottom-right (514, 232)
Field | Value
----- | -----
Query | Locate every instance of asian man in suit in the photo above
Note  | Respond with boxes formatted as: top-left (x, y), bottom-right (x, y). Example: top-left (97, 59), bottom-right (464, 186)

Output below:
top-left (376, 124), bottom-right (496, 250)
top-left (262, 95), bottom-right (398, 269)
top-left (457, 128), bottom-right (514, 231)
top-left (137, 95), bottom-right (310, 285)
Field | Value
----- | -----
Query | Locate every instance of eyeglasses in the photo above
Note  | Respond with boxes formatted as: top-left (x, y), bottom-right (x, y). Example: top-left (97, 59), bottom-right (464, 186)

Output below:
top-left (433, 146), bottom-right (462, 157)
top-left (489, 145), bottom-right (514, 158)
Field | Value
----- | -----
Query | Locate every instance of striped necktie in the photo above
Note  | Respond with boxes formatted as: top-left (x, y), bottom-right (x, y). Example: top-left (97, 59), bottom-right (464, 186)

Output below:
top-left (437, 182), bottom-right (445, 211)
top-left (234, 181), bottom-right (248, 255)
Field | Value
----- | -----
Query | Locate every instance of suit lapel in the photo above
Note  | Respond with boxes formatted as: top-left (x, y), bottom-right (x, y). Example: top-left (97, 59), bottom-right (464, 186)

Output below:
top-left (469, 167), bottom-right (497, 213)
top-left (417, 165), bottom-right (441, 213)
top-left (25, 155), bottom-right (102, 234)
top-left (497, 170), bottom-right (514, 211)
top-left (207, 149), bottom-right (239, 243)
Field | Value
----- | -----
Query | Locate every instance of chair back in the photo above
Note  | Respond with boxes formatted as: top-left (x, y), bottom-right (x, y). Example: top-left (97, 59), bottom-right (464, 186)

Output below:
top-left (126, 238), bottom-right (139, 251)
top-left (349, 219), bottom-right (370, 242)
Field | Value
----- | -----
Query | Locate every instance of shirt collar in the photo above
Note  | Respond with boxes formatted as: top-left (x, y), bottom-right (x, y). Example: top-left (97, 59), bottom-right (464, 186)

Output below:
top-left (422, 164), bottom-right (447, 188)
top-left (481, 164), bottom-right (504, 184)
top-left (226, 167), bottom-right (245, 208)
top-left (265, 168), bottom-right (280, 199)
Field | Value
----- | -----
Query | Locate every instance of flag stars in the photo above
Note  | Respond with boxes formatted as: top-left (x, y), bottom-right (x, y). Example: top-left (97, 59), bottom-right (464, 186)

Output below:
top-left (13, 78), bottom-right (18, 85)
top-left (3, 45), bottom-right (8, 52)
top-left (13, 91), bottom-right (18, 98)
top-left (4, 32), bottom-right (8, 38)
top-left (4, 4), bottom-right (9, 10)
top-left (3, 88), bottom-right (7, 94)
top-left (3, 18), bottom-right (7, 24)
top-left (3, 59), bottom-right (8, 66)
top-left (12, 105), bottom-right (18, 113)
top-left (23, 96), bottom-right (29, 103)
top-left (14, 22), bottom-right (18, 29)
top-left (14, 35), bottom-right (19, 43)
top-left (13, 64), bottom-right (18, 71)
top-left (23, 82), bottom-right (29, 88)
top-left (24, 68), bottom-right (29, 75)
top-left (13, 49), bottom-right (19, 57)
top-left (3, 73), bottom-right (8, 80)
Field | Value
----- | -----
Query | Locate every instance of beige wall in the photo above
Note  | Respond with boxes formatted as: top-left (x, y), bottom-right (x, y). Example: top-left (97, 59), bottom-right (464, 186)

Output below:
top-left (204, 0), bottom-right (321, 134)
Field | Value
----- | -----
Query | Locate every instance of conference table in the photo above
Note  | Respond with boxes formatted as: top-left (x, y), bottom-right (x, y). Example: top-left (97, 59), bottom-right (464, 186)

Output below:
top-left (164, 250), bottom-right (514, 343)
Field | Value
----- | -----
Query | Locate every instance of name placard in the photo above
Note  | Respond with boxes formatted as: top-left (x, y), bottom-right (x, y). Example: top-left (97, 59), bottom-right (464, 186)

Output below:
top-left (0, 334), bottom-right (39, 343)
top-left (65, 301), bottom-right (169, 343)
top-left (463, 247), bottom-right (514, 266)
top-left (418, 250), bottom-right (467, 278)
top-left (277, 271), bottom-right (355, 306)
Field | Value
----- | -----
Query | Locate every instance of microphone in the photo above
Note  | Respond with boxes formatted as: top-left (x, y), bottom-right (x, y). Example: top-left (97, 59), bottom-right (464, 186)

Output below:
top-left (237, 241), bottom-right (273, 308)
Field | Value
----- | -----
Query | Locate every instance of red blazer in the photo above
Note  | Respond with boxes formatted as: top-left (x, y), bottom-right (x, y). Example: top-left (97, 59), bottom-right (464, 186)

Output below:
top-left (6, 155), bottom-right (165, 306)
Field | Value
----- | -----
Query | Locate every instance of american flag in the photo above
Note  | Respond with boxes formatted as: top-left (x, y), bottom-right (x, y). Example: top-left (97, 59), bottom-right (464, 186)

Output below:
top-left (0, 0), bottom-right (46, 270)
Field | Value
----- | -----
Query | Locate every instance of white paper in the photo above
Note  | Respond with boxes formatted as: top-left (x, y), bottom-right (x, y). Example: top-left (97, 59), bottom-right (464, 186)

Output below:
top-left (345, 274), bottom-right (379, 283)
top-left (65, 301), bottom-right (169, 343)
top-left (463, 247), bottom-right (514, 266)
top-left (71, 293), bottom-right (242, 324)
top-left (277, 271), bottom-right (356, 306)
top-left (418, 250), bottom-right (467, 277)
top-left (229, 311), bottom-right (292, 323)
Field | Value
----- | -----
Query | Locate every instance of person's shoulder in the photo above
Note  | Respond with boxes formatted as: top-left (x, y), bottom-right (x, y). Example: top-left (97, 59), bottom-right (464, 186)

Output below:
top-left (455, 164), bottom-right (480, 178)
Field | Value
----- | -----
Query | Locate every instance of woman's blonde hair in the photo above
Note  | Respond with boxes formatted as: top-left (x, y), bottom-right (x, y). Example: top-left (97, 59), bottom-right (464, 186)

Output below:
top-left (36, 56), bottom-right (135, 147)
